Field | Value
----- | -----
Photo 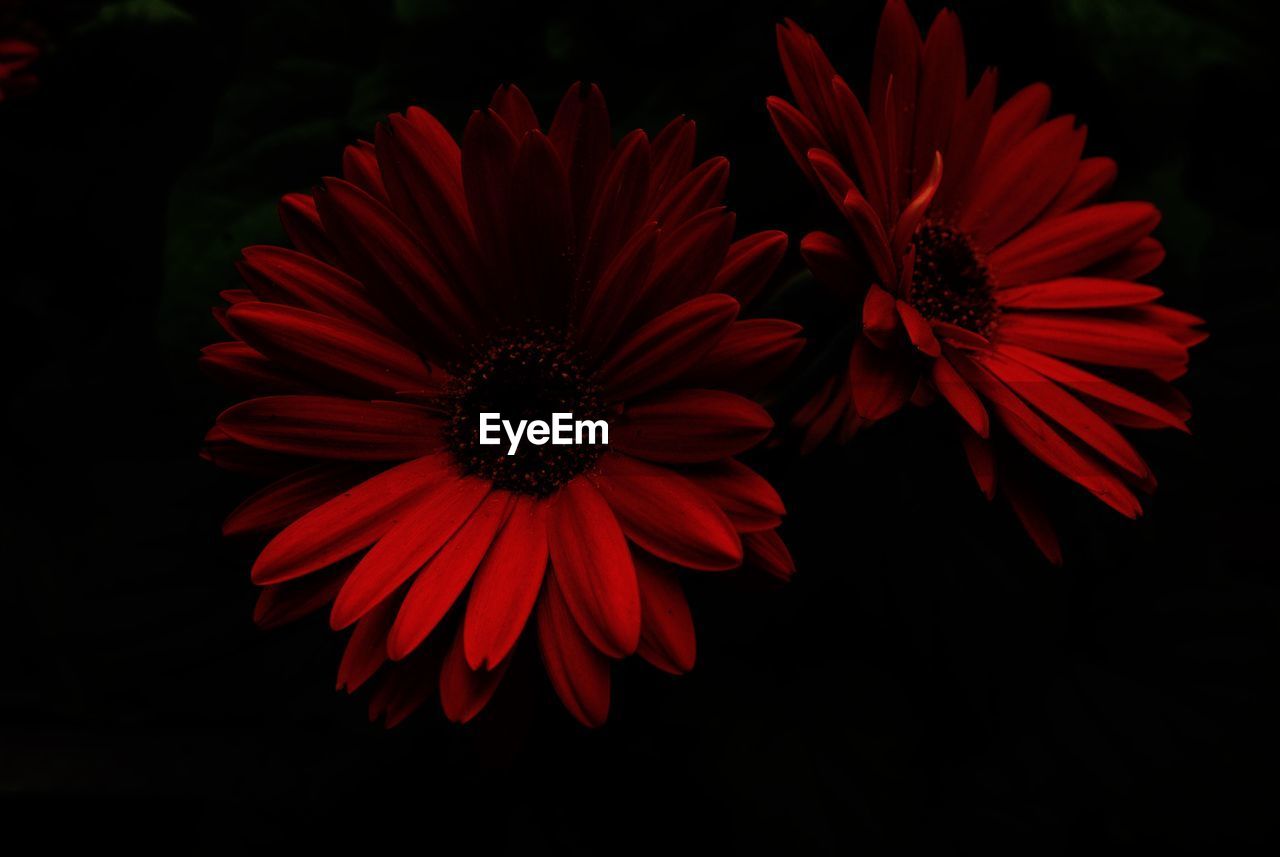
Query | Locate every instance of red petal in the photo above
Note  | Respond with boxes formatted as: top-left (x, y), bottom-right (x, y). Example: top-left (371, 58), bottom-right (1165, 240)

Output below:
top-left (596, 454), bottom-right (743, 571)
top-left (218, 395), bottom-right (442, 461)
top-left (995, 312), bottom-right (1187, 373)
top-left (635, 555), bottom-right (696, 674)
top-left (489, 83), bottom-right (540, 136)
top-left (678, 319), bottom-right (805, 394)
top-left (439, 625), bottom-right (509, 724)
top-left (237, 246), bottom-right (398, 340)
top-left (251, 453), bottom-right (453, 585)
top-left (384, 493), bottom-right (514, 660)
top-left (989, 202), bottom-right (1160, 285)
top-left (548, 83), bottom-right (612, 236)
top-left (336, 596), bottom-right (396, 692)
top-left (960, 429), bottom-right (996, 500)
top-left (744, 529), bottom-right (795, 582)
top-left (685, 458), bottom-right (786, 533)
top-left (463, 496), bottom-right (549, 670)
top-left (997, 277), bottom-right (1163, 310)
top-left (315, 178), bottom-right (479, 355)
top-left (598, 293), bottom-right (739, 401)
top-left (226, 302), bottom-right (436, 397)
top-left (932, 353), bottom-right (989, 437)
top-left (712, 230), bottom-right (788, 305)
top-left (611, 389), bottom-right (773, 464)
top-left (223, 463), bottom-right (365, 537)
top-left (341, 480), bottom-right (498, 634)
top-left (547, 478), bottom-right (641, 658)
top-left (536, 571), bottom-right (611, 727)
top-left (849, 335), bottom-right (915, 420)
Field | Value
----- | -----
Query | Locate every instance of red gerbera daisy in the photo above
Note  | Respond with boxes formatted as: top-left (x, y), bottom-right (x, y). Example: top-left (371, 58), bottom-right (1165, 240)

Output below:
top-left (769, 0), bottom-right (1205, 562)
top-left (202, 83), bottom-right (801, 726)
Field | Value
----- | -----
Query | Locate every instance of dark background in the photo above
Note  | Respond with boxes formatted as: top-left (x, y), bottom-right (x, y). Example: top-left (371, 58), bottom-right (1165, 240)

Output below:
top-left (3, 0), bottom-right (1277, 850)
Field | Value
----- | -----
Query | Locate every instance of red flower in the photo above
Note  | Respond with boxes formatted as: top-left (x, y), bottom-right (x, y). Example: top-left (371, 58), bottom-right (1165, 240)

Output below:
top-left (203, 83), bottom-right (801, 726)
top-left (770, 1), bottom-right (1205, 562)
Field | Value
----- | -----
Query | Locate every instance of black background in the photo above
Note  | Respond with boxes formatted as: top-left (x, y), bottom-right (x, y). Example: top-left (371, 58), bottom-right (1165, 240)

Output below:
top-left (3, 0), bottom-right (1277, 850)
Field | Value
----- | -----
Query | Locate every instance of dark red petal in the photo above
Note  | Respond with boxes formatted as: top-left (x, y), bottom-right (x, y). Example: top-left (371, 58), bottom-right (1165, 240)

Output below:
top-left (510, 130), bottom-right (575, 318)
top-left (463, 496), bottom-right (549, 670)
top-left (949, 352), bottom-right (1142, 517)
top-left (960, 116), bottom-right (1087, 250)
top-left (251, 453), bottom-right (453, 585)
top-left (612, 389), bottom-right (773, 464)
top-left (678, 319), bottom-right (805, 393)
top-left (577, 222), bottom-right (659, 356)
top-left (375, 108), bottom-right (477, 294)
top-left (744, 529), bottom-right (795, 582)
top-left (336, 596), bottom-right (396, 692)
top-left (279, 192), bottom-right (338, 263)
top-left (995, 312), bottom-right (1187, 373)
top-left (489, 83), bottom-right (540, 136)
top-left (766, 95), bottom-right (827, 186)
top-left (236, 245), bottom-right (399, 339)
top-left (337, 480), bottom-right (498, 633)
top-left (577, 130), bottom-right (653, 293)
top-left (897, 300), bottom-right (941, 356)
top-left (913, 9), bottom-right (966, 188)
top-left (384, 488), bottom-right (512, 657)
top-left (461, 108), bottom-right (520, 302)
top-left (315, 178), bottom-right (479, 355)
top-left (1043, 156), bottom-right (1117, 219)
top-left (199, 341), bottom-right (313, 396)
top-left (254, 565), bottom-right (348, 630)
top-left (975, 350), bottom-right (1150, 479)
top-left (226, 302), bottom-right (437, 397)
top-left (960, 429), bottom-right (996, 500)
top-left (342, 139), bottom-right (386, 200)
top-left (685, 458), bottom-right (786, 533)
top-left (931, 353), bottom-right (989, 437)
top-left (712, 230), bottom-right (788, 305)
top-left (598, 293), bottom-right (739, 401)
top-left (635, 555), bottom-right (696, 674)
top-left (862, 284), bottom-right (900, 347)
top-left (218, 395), bottom-right (442, 461)
top-left (596, 454), bottom-right (743, 571)
top-left (548, 83), bottom-right (612, 236)
top-left (934, 68), bottom-right (997, 213)
top-left (649, 116), bottom-right (697, 203)
top-left (870, 0), bottom-right (922, 194)
top-left (651, 155), bottom-right (730, 228)
top-left (1087, 237), bottom-right (1165, 280)
top-left (988, 202), bottom-right (1160, 285)
top-left (850, 334), bottom-right (915, 420)
top-left (801, 230), bottom-right (863, 304)
top-left (992, 344), bottom-right (1187, 431)
top-left (547, 478), bottom-right (641, 658)
top-left (639, 206), bottom-right (736, 317)
top-left (997, 277), bottom-right (1163, 310)
top-left (223, 463), bottom-right (365, 537)
top-left (439, 625), bottom-right (509, 724)
top-left (970, 82), bottom-right (1051, 180)
top-left (536, 571), bottom-right (611, 727)
top-left (1003, 466), bottom-right (1063, 565)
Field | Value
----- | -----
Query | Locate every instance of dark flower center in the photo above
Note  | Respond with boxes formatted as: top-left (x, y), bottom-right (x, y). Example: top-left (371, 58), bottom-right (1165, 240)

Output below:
top-left (442, 329), bottom-right (607, 496)
top-left (908, 222), bottom-right (999, 336)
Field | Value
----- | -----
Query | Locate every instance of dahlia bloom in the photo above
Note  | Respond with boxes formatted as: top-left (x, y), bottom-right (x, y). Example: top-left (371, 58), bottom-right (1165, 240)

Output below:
top-left (770, 1), bottom-right (1204, 561)
top-left (203, 83), bottom-right (800, 726)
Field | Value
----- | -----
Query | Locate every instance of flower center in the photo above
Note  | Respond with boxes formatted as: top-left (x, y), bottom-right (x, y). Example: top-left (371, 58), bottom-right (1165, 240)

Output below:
top-left (441, 329), bottom-right (607, 496)
top-left (908, 222), bottom-right (999, 336)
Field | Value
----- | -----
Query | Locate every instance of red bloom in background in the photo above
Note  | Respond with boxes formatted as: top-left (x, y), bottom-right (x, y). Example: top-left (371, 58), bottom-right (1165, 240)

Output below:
top-left (770, 1), bottom-right (1204, 561)
top-left (0, 0), bottom-right (38, 102)
top-left (203, 83), bottom-right (800, 726)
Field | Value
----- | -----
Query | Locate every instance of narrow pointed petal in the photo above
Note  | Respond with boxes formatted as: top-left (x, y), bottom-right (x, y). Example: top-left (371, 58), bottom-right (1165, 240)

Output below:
top-left (548, 478), bottom-right (641, 658)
